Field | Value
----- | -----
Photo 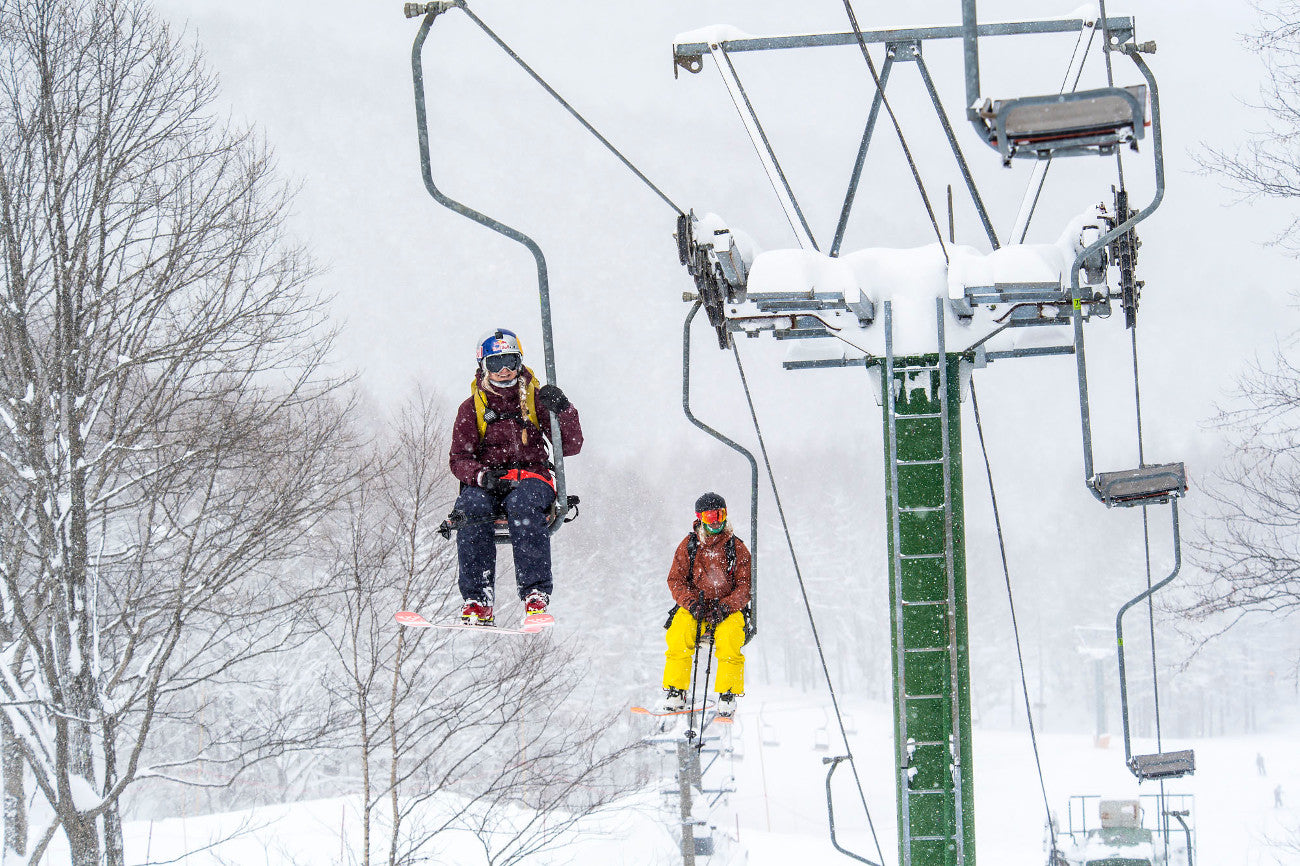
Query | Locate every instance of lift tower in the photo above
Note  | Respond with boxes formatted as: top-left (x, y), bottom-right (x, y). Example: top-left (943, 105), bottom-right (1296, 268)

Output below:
top-left (673, 5), bottom-right (1186, 864)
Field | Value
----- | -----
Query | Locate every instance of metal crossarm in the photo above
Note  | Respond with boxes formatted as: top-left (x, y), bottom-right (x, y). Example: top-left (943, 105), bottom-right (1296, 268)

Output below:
top-left (673, 17), bottom-right (1136, 71)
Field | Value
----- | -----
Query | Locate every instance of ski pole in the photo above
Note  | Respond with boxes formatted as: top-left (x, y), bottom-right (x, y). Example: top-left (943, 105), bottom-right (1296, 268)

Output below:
top-left (696, 623), bottom-right (717, 747)
top-left (686, 609), bottom-right (705, 741)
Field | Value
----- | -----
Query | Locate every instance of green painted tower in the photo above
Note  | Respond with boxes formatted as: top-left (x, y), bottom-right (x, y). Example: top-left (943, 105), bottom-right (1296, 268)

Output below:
top-left (880, 306), bottom-right (975, 866)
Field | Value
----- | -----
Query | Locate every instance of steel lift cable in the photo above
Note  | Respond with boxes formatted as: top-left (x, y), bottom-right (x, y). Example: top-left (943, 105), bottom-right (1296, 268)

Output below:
top-left (968, 379), bottom-right (1062, 862)
top-left (407, 3), bottom-right (684, 217)
top-left (841, 0), bottom-right (951, 263)
top-left (728, 342), bottom-right (886, 866)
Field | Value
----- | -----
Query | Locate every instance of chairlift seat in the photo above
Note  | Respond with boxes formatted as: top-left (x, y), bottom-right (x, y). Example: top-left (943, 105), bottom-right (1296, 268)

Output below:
top-left (1129, 749), bottom-right (1195, 781)
top-left (1092, 463), bottom-right (1185, 507)
top-left (437, 494), bottom-right (579, 543)
top-left (977, 85), bottom-right (1147, 164)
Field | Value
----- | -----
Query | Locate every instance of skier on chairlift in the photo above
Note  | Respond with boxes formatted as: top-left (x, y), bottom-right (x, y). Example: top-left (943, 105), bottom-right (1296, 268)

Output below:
top-left (660, 492), bottom-right (752, 718)
top-left (448, 328), bottom-right (582, 627)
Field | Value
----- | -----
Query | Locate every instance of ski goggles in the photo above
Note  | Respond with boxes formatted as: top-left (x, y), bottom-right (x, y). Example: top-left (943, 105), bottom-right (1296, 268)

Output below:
top-left (483, 353), bottom-right (522, 373)
top-left (696, 508), bottom-right (726, 525)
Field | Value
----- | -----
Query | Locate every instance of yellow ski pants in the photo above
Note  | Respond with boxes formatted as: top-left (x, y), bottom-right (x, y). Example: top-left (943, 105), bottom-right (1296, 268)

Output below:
top-left (662, 607), bottom-right (745, 696)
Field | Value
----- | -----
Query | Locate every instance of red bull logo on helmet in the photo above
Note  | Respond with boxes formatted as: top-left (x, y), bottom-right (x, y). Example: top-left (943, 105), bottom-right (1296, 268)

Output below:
top-left (476, 329), bottom-right (522, 360)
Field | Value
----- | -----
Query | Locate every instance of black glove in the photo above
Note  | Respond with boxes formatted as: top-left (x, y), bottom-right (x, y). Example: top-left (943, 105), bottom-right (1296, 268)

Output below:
top-left (705, 600), bottom-right (729, 626)
top-left (537, 384), bottom-right (571, 413)
top-left (478, 468), bottom-right (512, 494)
top-left (688, 597), bottom-right (710, 622)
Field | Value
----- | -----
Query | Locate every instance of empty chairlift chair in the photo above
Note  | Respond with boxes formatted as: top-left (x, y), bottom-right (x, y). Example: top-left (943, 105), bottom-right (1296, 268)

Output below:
top-left (1129, 749), bottom-right (1195, 781)
top-left (1092, 462), bottom-right (1186, 508)
top-left (974, 84), bottom-right (1147, 165)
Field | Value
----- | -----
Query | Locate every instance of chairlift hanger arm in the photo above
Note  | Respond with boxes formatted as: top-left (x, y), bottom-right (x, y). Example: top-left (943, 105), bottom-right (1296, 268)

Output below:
top-left (408, 6), bottom-right (570, 522)
top-left (682, 302), bottom-right (759, 637)
top-left (1069, 50), bottom-right (1164, 496)
top-left (822, 756), bottom-right (880, 866)
top-left (1115, 500), bottom-right (1192, 780)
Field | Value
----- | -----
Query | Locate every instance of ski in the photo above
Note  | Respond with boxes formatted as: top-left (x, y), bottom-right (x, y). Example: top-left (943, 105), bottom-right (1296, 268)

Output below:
top-left (630, 702), bottom-right (716, 718)
top-left (394, 611), bottom-right (550, 635)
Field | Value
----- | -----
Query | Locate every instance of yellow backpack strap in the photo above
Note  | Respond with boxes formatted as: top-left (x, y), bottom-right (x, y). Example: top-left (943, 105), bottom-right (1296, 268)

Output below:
top-left (472, 378), bottom-right (488, 439)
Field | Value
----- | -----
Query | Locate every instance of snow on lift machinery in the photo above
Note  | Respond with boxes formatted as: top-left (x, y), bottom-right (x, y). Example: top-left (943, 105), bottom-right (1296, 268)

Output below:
top-left (404, 2), bottom-right (578, 544)
top-left (672, 0), bottom-right (1190, 799)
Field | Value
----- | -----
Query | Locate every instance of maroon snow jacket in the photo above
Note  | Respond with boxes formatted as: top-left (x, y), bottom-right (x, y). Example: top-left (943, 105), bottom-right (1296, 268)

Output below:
top-left (448, 368), bottom-right (583, 488)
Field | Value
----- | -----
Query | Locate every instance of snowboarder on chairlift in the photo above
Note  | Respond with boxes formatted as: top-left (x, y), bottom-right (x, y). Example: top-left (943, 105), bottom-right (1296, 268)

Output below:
top-left (448, 328), bottom-right (582, 626)
top-left (660, 492), bottom-right (752, 718)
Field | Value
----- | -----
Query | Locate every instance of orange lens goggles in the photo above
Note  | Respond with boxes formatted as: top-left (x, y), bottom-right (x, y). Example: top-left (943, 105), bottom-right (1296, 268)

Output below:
top-left (696, 508), bottom-right (726, 525)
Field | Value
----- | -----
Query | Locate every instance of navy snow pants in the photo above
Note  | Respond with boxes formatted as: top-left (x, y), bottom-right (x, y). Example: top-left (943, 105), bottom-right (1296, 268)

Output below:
top-left (455, 478), bottom-right (555, 605)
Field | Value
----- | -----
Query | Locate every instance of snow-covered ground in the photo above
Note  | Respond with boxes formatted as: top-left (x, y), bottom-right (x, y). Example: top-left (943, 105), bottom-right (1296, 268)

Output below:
top-left (36, 690), bottom-right (1295, 865)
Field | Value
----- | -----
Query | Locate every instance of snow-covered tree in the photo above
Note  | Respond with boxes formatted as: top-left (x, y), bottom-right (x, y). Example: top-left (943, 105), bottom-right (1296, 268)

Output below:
top-left (1176, 0), bottom-right (1300, 702)
top-left (318, 392), bottom-right (638, 866)
top-left (0, 0), bottom-right (358, 861)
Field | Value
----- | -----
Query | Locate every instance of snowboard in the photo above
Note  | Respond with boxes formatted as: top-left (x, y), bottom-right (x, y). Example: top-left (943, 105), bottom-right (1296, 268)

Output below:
top-left (630, 702), bottom-right (716, 718)
top-left (395, 610), bottom-right (553, 634)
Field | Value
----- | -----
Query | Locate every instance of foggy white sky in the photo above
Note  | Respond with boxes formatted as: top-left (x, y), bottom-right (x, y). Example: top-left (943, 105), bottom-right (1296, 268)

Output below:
top-left (147, 0), bottom-right (1296, 561)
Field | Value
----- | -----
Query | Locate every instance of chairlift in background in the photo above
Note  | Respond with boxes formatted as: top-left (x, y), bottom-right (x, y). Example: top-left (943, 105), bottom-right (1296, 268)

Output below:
top-left (1129, 749), bottom-right (1195, 782)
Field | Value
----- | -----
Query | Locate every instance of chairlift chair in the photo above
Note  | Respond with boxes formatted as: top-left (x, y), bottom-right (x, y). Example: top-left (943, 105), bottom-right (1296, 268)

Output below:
top-left (974, 84), bottom-right (1147, 165)
top-left (437, 493), bottom-right (581, 544)
top-left (1092, 462), bottom-right (1186, 507)
top-left (1129, 749), bottom-right (1195, 782)
top-left (408, 5), bottom-right (578, 536)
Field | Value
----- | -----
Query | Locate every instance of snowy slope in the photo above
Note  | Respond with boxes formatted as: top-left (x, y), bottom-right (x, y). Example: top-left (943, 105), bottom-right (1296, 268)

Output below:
top-left (39, 690), bottom-right (1295, 864)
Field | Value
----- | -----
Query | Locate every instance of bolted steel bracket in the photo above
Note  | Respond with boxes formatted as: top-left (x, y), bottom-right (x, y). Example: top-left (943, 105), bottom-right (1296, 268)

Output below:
top-left (404, 2), bottom-right (457, 20)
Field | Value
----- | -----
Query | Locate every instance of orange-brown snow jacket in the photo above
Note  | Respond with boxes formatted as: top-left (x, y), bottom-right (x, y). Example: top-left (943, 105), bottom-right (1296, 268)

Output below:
top-left (666, 523), bottom-right (752, 615)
